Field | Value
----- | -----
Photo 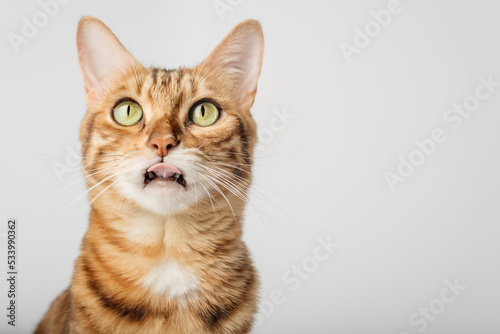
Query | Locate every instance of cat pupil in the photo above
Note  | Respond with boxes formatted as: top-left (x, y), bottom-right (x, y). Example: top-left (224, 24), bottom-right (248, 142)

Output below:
top-left (201, 105), bottom-right (205, 117)
top-left (127, 104), bottom-right (130, 117)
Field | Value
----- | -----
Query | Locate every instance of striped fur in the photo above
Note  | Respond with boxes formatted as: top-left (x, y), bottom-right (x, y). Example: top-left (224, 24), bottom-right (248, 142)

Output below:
top-left (36, 17), bottom-right (263, 334)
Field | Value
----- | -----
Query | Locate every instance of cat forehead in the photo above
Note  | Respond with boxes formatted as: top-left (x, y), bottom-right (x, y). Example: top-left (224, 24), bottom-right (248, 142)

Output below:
top-left (126, 67), bottom-right (194, 103)
top-left (105, 67), bottom-right (220, 114)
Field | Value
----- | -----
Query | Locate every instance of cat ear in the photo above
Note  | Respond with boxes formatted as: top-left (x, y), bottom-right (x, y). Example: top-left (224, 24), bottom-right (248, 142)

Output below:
top-left (198, 20), bottom-right (264, 111)
top-left (76, 16), bottom-right (140, 104)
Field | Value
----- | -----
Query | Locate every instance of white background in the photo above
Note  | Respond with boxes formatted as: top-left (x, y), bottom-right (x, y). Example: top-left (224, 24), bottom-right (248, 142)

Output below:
top-left (1, 0), bottom-right (500, 333)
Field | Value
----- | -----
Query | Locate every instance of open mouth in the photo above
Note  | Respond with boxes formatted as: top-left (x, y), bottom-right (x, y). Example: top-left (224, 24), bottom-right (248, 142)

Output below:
top-left (144, 162), bottom-right (187, 188)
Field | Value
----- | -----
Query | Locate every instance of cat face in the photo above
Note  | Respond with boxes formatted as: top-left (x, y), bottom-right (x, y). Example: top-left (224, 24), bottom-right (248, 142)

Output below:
top-left (76, 18), bottom-right (263, 216)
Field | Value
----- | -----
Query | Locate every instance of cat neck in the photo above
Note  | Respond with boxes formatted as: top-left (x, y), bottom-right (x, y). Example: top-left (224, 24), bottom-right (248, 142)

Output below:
top-left (79, 192), bottom-right (246, 302)
top-left (85, 190), bottom-right (245, 260)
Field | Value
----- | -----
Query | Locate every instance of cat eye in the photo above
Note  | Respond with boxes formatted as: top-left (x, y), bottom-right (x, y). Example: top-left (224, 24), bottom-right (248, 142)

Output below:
top-left (113, 100), bottom-right (143, 126)
top-left (189, 101), bottom-right (220, 127)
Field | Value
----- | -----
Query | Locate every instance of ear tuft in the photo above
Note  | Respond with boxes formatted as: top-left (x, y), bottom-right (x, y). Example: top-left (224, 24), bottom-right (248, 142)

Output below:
top-left (197, 20), bottom-right (264, 111)
top-left (76, 16), bottom-right (140, 99)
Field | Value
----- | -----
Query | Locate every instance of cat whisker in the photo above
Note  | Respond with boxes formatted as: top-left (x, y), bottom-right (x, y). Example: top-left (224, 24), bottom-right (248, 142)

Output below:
top-left (210, 159), bottom-right (297, 211)
top-left (198, 173), bottom-right (237, 223)
top-left (21, 173), bottom-right (81, 183)
top-left (206, 164), bottom-right (272, 201)
top-left (27, 148), bottom-right (71, 159)
top-left (199, 163), bottom-right (297, 232)
top-left (81, 152), bottom-right (125, 158)
top-left (205, 156), bottom-right (253, 167)
top-left (208, 160), bottom-right (252, 173)
top-left (197, 178), bottom-right (220, 221)
top-left (56, 170), bottom-right (122, 218)
top-left (197, 168), bottom-right (255, 215)
top-left (196, 165), bottom-right (247, 199)
top-left (105, 192), bottom-right (126, 227)
top-left (21, 157), bottom-right (121, 183)
top-left (82, 157), bottom-right (125, 169)
top-left (201, 171), bottom-right (256, 212)
top-left (197, 141), bottom-right (209, 150)
top-left (199, 169), bottom-right (283, 242)
top-left (31, 164), bottom-right (119, 215)
top-left (209, 162), bottom-right (292, 209)
top-left (53, 172), bottom-right (124, 242)
top-left (190, 174), bottom-right (213, 209)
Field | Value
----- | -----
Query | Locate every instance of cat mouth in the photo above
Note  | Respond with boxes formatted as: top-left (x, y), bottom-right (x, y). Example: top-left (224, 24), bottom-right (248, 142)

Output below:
top-left (144, 162), bottom-right (187, 188)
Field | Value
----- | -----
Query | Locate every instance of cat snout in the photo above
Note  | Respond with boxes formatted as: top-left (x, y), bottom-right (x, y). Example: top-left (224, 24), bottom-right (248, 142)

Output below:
top-left (148, 137), bottom-right (177, 157)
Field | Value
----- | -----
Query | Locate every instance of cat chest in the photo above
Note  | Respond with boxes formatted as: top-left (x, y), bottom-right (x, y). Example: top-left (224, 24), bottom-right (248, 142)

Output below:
top-left (138, 259), bottom-right (199, 298)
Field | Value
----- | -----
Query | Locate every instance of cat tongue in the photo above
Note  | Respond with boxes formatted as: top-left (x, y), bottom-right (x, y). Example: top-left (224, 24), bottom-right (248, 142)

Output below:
top-left (147, 163), bottom-right (182, 179)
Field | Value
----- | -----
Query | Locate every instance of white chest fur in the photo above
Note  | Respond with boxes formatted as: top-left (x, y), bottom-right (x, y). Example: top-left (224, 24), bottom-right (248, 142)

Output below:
top-left (139, 258), bottom-right (199, 298)
top-left (114, 215), bottom-right (200, 298)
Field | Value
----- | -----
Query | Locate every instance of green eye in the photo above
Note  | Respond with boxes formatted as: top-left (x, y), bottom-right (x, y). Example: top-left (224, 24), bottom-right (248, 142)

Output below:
top-left (113, 100), bottom-right (143, 126)
top-left (189, 101), bottom-right (219, 127)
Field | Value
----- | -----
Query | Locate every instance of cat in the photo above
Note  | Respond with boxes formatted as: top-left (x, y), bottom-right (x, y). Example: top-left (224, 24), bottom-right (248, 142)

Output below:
top-left (35, 16), bottom-right (264, 334)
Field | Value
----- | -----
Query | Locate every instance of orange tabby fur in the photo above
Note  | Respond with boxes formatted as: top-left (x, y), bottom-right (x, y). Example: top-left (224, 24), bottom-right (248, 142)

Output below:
top-left (36, 17), bottom-right (263, 334)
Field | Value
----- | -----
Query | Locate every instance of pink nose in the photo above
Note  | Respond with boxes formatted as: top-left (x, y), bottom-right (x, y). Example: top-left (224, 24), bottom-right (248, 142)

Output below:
top-left (148, 137), bottom-right (177, 157)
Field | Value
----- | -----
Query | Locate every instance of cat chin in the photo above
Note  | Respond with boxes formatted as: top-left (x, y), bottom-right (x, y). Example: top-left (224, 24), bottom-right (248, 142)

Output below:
top-left (142, 180), bottom-right (187, 198)
top-left (115, 178), bottom-right (197, 216)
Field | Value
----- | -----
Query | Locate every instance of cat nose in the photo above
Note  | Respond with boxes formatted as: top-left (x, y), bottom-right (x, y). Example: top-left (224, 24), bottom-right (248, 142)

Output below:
top-left (148, 137), bottom-right (177, 157)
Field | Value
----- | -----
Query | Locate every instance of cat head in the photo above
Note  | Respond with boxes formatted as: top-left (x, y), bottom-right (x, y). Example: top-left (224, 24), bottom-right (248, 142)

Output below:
top-left (76, 17), bottom-right (263, 216)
